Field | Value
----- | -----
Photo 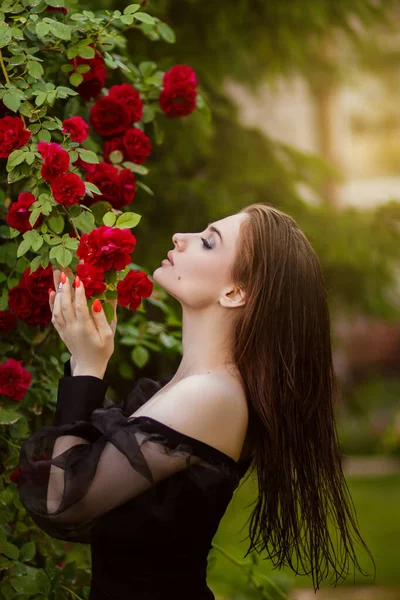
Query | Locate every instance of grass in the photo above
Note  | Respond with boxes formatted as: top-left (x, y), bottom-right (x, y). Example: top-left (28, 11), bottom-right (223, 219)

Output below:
top-left (207, 472), bottom-right (400, 598)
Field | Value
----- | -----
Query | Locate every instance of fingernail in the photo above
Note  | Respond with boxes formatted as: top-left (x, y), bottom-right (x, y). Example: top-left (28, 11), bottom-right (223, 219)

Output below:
top-left (75, 275), bottom-right (81, 288)
top-left (60, 271), bottom-right (67, 284)
top-left (48, 288), bottom-right (53, 295)
top-left (93, 299), bottom-right (102, 312)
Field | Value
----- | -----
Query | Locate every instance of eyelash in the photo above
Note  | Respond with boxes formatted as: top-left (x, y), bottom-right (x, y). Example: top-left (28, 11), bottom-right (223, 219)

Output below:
top-left (201, 237), bottom-right (213, 249)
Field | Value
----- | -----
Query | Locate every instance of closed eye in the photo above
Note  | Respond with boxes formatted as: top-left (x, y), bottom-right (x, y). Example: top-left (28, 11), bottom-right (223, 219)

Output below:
top-left (201, 237), bottom-right (213, 249)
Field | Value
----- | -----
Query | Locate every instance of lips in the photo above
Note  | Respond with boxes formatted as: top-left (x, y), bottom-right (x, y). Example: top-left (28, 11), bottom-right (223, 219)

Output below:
top-left (167, 251), bottom-right (174, 265)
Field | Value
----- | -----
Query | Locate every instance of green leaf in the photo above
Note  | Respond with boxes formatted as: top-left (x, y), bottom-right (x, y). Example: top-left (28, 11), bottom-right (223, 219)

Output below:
top-left (73, 210), bottom-right (95, 232)
top-left (0, 409), bottom-right (22, 425)
top-left (1, 541), bottom-right (19, 561)
top-left (29, 254), bottom-right (43, 273)
top-left (38, 129), bottom-right (51, 142)
top-left (27, 61), bottom-right (44, 79)
top-left (9, 53), bottom-right (25, 65)
top-left (79, 149), bottom-right (99, 163)
top-left (48, 213), bottom-right (64, 234)
top-left (9, 227), bottom-right (20, 239)
top-left (157, 22), bottom-right (176, 44)
top-left (122, 161), bottom-right (149, 175)
top-left (103, 301), bottom-right (115, 324)
top-left (134, 12), bottom-right (155, 25)
top-left (0, 24), bottom-right (12, 48)
top-left (76, 64), bottom-right (91, 74)
top-left (78, 45), bottom-right (95, 59)
top-left (105, 289), bottom-right (118, 300)
top-left (120, 14), bottom-right (134, 25)
top-left (109, 150), bottom-right (123, 164)
top-left (44, 18), bottom-right (72, 41)
top-left (115, 212), bottom-right (141, 229)
top-left (139, 61), bottom-right (156, 78)
top-left (25, 151), bottom-right (35, 165)
top-left (2, 91), bottom-right (21, 112)
top-left (16, 238), bottom-right (31, 258)
top-left (142, 105), bottom-right (155, 123)
top-left (132, 345), bottom-right (149, 368)
top-left (6, 149), bottom-right (25, 170)
top-left (55, 246), bottom-right (72, 267)
top-left (69, 72), bottom-right (83, 87)
top-left (35, 570), bottom-right (51, 595)
top-left (85, 182), bottom-right (101, 194)
top-left (61, 63), bottom-right (74, 72)
top-left (103, 211), bottom-right (116, 227)
top-left (35, 91), bottom-right (47, 106)
top-left (46, 0), bottom-right (66, 6)
top-left (123, 3), bottom-right (140, 15)
top-left (35, 21), bottom-right (50, 36)
top-left (11, 574), bottom-right (38, 594)
top-left (29, 209), bottom-right (42, 228)
top-left (19, 541), bottom-right (36, 562)
top-left (42, 120), bottom-right (59, 130)
top-left (136, 180), bottom-right (154, 196)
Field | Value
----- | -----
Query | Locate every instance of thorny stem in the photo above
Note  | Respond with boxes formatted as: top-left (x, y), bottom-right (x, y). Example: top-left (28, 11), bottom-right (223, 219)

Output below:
top-left (0, 433), bottom-right (21, 451)
top-left (61, 205), bottom-right (81, 240)
top-left (0, 49), bottom-right (26, 127)
top-left (59, 584), bottom-right (85, 600)
top-left (0, 49), bottom-right (11, 84)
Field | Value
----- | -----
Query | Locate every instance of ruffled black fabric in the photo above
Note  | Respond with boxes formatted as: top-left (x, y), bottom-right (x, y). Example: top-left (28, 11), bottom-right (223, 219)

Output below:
top-left (17, 361), bottom-right (252, 599)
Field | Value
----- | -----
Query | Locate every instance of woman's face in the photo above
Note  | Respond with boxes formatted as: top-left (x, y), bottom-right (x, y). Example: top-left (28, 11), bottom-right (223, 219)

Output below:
top-left (153, 212), bottom-right (248, 309)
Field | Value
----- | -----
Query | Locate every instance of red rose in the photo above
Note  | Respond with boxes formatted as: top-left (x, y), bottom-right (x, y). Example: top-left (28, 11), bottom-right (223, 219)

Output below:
top-left (8, 265), bottom-right (53, 327)
top-left (163, 65), bottom-right (198, 89)
top-left (103, 127), bottom-right (151, 165)
top-left (116, 270), bottom-right (153, 311)
top-left (62, 116), bottom-right (89, 143)
top-left (159, 84), bottom-right (197, 118)
top-left (69, 49), bottom-right (107, 102)
top-left (72, 262), bottom-right (106, 298)
top-left (10, 466), bottom-right (20, 484)
top-left (90, 96), bottom-right (131, 137)
top-left (6, 191), bottom-right (43, 233)
top-left (37, 142), bottom-right (70, 182)
top-left (0, 358), bottom-right (32, 401)
top-left (0, 310), bottom-right (17, 332)
top-left (45, 5), bottom-right (68, 13)
top-left (77, 225), bottom-right (136, 271)
top-left (51, 172), bottom-right (86, 206)
top-left (0, 116), bottom-right (31, 159)
top-left (23, 264), bottom-right (54, 304)
top-left (85, 162), bottom-right (136, 209)
top-left (108, 84), bottom-right (143, 124)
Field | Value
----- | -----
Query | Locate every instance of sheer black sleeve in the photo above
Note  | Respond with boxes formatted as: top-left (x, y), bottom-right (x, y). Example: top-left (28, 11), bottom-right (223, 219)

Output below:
top-left (17, 366), bottom-right (240, 543)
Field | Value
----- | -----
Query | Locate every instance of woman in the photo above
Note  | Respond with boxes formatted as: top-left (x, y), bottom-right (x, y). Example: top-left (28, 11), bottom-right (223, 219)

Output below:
top-left (17, 203), bottom-right (376, 599)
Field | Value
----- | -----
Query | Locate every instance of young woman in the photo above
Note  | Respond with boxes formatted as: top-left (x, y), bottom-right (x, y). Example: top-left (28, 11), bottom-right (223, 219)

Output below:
top-left (17, 203), bottom-right (375, 599)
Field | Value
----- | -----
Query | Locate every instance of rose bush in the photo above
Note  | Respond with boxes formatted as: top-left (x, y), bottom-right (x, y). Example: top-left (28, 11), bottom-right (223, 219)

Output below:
top-left (0, 2), bottom-right (209, 597)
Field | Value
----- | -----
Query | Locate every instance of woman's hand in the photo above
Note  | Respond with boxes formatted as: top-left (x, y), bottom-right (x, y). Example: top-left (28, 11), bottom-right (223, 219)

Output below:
top-left (49, 268), bottom-right (117, 378)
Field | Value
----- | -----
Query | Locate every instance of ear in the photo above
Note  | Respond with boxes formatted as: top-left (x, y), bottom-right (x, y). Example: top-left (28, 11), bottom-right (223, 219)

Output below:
top-left (219, 285), bottom-right (247, 309)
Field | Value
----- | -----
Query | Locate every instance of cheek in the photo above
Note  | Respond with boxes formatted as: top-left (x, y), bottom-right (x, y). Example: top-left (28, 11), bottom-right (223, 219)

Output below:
top-left (172, 257), bottom-right (228, 307)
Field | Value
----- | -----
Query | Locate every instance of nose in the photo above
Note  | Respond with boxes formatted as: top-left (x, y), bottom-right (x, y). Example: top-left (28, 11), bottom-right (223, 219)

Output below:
top-left (172, 233), bottom-right (183, 248)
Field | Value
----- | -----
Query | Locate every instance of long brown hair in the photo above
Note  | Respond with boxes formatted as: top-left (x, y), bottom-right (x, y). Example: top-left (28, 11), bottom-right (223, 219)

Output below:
top-left (230, 203), bottom-right (376, 592)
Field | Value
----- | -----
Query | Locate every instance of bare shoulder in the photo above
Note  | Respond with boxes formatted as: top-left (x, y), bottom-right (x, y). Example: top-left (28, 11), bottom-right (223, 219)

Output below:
top-left (132, 372), bottom-right (248, 462)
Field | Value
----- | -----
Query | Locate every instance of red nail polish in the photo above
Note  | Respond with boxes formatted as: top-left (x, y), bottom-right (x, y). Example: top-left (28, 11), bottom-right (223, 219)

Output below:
top-left (75, 275), bottom-right (81, 288)
top-left (60, 271), bottom-right (67, 284)
top-left (48, 288), bottom-right (53, 294)
top-left (93, 299), bottom-right (102, 312)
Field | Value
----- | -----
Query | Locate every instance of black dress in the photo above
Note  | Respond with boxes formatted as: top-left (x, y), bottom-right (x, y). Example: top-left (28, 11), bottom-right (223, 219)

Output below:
top-left (17, 360), bottom-right (253, 600)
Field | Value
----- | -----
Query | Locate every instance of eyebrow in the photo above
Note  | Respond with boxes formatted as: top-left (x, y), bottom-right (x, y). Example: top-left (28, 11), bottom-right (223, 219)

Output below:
top-left (207, 223), bottom-right (223, 244)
